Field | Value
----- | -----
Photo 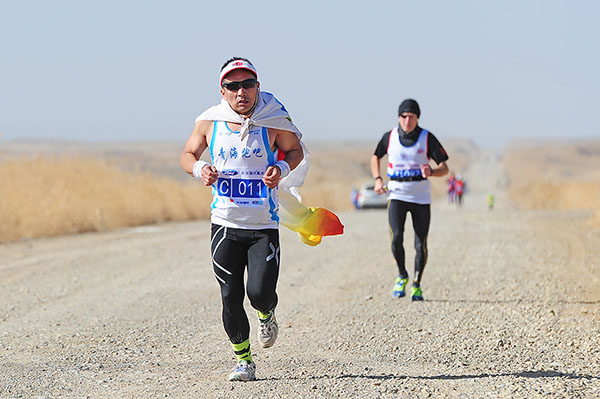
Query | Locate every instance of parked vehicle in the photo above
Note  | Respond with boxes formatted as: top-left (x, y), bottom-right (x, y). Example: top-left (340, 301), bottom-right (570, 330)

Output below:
top-left (352, 182), bottom-right (388, 209)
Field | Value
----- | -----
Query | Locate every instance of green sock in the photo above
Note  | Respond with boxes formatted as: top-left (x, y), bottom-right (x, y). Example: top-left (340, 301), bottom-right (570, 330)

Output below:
top-left (232, 339), bottom-right (252, 363)
top-left (257, 310), bottom-right (272, 321)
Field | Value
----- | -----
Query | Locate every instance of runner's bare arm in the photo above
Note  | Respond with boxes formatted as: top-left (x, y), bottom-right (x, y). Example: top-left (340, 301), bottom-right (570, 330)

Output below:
top-left (370, 155), bottom-right (386, 194)
top-left (263, 128), bottom-right (304, 188)
top-left (273, 128), bottom-right (303, 170)
top-left (429, 161), bottom-right (449, 178)
top-left (180, 120), bottom-right (219, 185)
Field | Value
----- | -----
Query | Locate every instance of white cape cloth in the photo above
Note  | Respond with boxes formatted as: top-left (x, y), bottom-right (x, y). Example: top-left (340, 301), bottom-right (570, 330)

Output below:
top-left (196, 90), bottom-right (309, 203)
top-left (197, 91), bottom-right (300, 140)
top-left (195, 91), bottom-right (344, 245)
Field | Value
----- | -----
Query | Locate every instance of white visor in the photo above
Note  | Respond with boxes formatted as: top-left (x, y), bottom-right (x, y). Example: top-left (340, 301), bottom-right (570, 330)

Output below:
top-left (219, 60), bottom-right (258, 86)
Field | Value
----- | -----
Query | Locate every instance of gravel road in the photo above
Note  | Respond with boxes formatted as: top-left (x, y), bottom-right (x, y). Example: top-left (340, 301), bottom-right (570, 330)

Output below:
top-left (1, 150), bottom-right (599, 398)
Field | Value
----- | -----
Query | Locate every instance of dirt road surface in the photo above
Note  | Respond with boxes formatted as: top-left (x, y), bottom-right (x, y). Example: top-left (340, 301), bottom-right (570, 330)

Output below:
top-left (1, 149), bottom-right (599, 398)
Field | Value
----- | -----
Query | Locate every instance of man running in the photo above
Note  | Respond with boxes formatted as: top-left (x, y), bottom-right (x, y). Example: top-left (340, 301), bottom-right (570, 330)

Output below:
top-left (455, 175), bottom-right (465, 206)
top-left (371, 99), bottom-right (449, 301)
top-left (446, 172), bottom-right (457, 204)
top-left (487, 192), bottom-right (495, 210)
top-left (180, 57), bottom-right (304, 381)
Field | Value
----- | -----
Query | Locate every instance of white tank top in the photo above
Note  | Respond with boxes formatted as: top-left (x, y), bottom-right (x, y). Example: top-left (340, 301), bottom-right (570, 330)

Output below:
top-left (386, 127), bottom-right (431, 204)
top-left (209, 121), bottom-right (279, 229)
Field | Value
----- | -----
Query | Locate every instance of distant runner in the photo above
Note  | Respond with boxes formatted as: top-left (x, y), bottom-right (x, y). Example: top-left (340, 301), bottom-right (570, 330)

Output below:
top-left (446, 172), bottom-right (457, 204)
top-left (487, 193), bottom-right (495, 210)
top-left (371, 99), bottom-right (449, 301)
top-left (455, 175), bottom-right (465, 206)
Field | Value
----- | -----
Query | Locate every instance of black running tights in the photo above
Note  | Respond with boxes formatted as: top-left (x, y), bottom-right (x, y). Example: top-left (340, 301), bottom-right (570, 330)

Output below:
top-left (388, 199), bottom-right (430, 284)
top-left (210, 224), bottom-right (280, 344)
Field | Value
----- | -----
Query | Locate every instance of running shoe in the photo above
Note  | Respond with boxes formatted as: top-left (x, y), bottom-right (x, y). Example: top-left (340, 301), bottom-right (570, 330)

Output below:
top-left (257, 310), bottom-right (278, 348)
top-left (228, 360), bottom-right (256, 381)
top-left (411, 285), bottom-right (424, 301)
top-left (392, 277), bottom-right (408, 298)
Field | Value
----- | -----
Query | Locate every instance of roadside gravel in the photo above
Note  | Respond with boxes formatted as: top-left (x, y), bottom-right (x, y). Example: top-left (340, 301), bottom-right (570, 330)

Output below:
top-left (1, 150), bottom-right (599, 398)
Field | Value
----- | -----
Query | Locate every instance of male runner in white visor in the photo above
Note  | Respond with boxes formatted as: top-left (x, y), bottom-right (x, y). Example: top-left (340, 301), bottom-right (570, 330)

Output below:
top-left (180, 57), bottom-right (303, 381)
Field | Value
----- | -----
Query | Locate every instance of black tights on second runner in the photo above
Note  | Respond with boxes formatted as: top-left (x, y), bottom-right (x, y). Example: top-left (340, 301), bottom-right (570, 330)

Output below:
top-left (388, 199), bottom-right (430, 285)
top-left (211, 224), bottom-right (280, 344)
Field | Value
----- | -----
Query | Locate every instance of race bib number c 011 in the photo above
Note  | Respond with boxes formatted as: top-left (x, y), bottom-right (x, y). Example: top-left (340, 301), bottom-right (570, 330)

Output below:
top-left (215, 178), bottom-right (267, 199)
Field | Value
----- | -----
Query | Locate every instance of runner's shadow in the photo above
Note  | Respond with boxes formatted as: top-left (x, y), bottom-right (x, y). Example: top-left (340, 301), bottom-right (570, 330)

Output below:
top-left (260, 373), bottom-right (403, 382)
top-left (263, 370), bottom-right (598, 382)
top-left (413, 370), bottom-right (599, 380)
top-left (425, 298), bottom-right (600, 305)
top-left (337, 370), bottom-right (599, 381)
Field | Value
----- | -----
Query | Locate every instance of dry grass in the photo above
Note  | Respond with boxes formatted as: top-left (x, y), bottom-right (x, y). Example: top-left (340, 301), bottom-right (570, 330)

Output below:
top-left (299, 139), bottom-right (474, 212)
top-left (0, 138), bottom-right (472, 242)
top-left (504, 139), bottom-right (600, 227)
top-left (0, 157), bottom-right (211, 242)
top-left (298, 142), bottom-right (373, 212)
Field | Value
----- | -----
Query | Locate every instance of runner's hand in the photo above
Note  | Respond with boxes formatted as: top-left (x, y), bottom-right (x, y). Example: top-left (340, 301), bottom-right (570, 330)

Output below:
top-left (201, 165), bottom-right (219, 186)
top-left (263, 166), bottom-right (281, 189)
top-left (374, 178), bottom-right (386, 194)
top-left (421, 164), bottom-right (433, 178)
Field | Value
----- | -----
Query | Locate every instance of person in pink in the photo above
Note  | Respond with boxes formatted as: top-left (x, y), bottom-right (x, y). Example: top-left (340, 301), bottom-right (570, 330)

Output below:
top-left (446, 172), bottom-right (457, 204)
top-left (455, 176), bottom-right (465, 206)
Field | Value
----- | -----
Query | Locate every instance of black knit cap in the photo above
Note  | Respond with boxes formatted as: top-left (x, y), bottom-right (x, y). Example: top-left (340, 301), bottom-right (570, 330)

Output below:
top-left (398, 99), bottom-right (421, 118)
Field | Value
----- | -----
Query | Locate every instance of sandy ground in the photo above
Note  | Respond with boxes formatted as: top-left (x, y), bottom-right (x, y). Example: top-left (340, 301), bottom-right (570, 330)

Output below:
top-left (1, 148), bottom-right (599, 398)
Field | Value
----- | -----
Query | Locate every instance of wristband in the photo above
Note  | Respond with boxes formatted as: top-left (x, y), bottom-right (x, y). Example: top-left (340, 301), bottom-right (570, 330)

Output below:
top-left (374, 176), bottom-right (382, 181)
top-left (274, 160), bottom-right (290, 178)
top-left (429, 166), bottom-right (434, 176)
top-left (193, 160), bottom-right (210, 179)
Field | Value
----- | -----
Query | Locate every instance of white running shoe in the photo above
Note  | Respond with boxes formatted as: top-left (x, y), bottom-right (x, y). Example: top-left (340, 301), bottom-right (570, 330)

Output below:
top-left (228, 360), bottom-right (256, 381)
top-left (258, 310), bottom-right (278, 348)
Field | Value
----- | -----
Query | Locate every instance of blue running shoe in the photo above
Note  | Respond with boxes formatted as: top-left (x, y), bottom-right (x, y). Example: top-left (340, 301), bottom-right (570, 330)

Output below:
top-left (393, 277), bottom-right (408, 298)
top-left (411, 285), bottom-right (424, 301)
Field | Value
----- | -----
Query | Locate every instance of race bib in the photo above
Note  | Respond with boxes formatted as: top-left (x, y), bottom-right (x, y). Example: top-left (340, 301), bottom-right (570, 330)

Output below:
top-left (215, 178), bottom-right (267, 199)
top-left (389, 168), bottom-right (422, 178)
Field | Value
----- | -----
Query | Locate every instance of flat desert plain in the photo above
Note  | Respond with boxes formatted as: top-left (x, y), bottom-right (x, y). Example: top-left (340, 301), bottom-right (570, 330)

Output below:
top-left (0, 139), bottom-right (599, 398)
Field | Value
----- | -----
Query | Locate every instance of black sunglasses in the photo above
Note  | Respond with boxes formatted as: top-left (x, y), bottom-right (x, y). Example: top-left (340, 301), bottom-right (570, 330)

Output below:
top-left (222, 78), bottom-right (258, 91)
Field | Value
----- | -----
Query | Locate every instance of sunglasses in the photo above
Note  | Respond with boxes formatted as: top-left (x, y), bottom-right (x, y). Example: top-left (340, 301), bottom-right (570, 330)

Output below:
top-left (399, 113), bottom-right (417, 119)
top-left (222, 78), bottom-right (258, 91)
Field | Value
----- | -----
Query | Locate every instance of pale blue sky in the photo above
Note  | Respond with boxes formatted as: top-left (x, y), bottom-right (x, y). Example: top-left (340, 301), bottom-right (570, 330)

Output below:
top-left (1, 0), bottom-right (598, 148)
